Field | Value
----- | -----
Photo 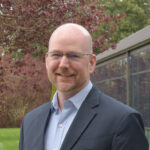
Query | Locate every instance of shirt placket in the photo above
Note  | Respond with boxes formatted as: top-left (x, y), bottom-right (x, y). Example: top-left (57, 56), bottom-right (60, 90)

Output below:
top-left (53, 110), bottom-right (68, 150)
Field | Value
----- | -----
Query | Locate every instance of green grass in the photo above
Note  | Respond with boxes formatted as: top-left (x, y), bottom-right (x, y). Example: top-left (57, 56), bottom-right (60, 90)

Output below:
top-left (0, 128), bottom-right (20, 150)
top-left (145, 128), bottom-right (150, 145)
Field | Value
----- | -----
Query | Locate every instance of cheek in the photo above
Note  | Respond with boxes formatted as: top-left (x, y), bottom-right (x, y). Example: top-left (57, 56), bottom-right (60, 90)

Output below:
top-left (46, 63), bottom-right (57, 83)
top-left (75, 63), bottom-right (90, 76)
top-left (46, 61), bottom-right (58, 73)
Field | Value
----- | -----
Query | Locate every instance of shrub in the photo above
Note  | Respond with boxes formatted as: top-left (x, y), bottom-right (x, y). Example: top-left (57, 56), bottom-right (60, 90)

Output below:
top-left (0, 49), bottom-right (51, 127)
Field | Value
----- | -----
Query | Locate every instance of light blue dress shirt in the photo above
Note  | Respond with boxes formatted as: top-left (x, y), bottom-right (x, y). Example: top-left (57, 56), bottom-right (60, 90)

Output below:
top-left (45, 81), bottom-right (93, 150)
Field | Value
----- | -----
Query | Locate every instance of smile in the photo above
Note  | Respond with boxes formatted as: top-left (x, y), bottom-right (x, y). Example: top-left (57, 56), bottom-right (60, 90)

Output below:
top-left (56, 73), bottom-right (74, 77)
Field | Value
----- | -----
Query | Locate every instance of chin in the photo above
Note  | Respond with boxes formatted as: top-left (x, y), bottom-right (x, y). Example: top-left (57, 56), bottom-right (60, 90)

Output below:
top-left (57, 84), bottom-right (77, 93)
top-left (58, 87), bottom-right (74, 92)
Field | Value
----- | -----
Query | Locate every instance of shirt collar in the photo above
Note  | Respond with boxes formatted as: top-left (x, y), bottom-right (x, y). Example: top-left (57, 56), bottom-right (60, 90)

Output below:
top-left (52, 92), bottom-right (59, 111)
top-left (52, 81), bottom-right (93, 111)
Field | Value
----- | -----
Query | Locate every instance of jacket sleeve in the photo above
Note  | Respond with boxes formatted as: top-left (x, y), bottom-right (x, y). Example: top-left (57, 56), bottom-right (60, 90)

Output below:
top-left (112, 112), bottom-right (149, 150)
top-left (19, 119), bottom-right (24, 150)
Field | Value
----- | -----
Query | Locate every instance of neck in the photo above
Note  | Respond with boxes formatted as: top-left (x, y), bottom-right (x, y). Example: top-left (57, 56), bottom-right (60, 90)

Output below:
top-left (57, 90), bottom-right (78, 111)
top-left (57, 82), bottom-right (89, 110)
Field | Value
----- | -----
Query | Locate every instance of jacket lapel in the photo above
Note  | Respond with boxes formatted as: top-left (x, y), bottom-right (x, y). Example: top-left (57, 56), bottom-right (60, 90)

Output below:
top-left (60, 86), bottom-right (100, 150)
top-left (33, 102), bottom-right (53, 150)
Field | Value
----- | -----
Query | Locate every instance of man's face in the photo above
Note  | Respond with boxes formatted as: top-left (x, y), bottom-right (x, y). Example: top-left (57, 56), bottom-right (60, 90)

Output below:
top-left (45, 28), bottom-right (96, 95)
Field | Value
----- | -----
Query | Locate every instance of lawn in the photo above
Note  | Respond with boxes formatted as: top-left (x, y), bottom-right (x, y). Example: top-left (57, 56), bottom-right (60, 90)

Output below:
top-left (145, 128), bottom-right (150, 145)
top-left (0, 128), bottom-right (20, 150)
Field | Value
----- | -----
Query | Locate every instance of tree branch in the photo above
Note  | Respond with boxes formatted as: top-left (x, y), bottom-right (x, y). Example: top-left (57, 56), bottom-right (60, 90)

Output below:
top-left (1, 22), bottom-right (35, 31)
top-left (0, 14), bottom-right (18, 18)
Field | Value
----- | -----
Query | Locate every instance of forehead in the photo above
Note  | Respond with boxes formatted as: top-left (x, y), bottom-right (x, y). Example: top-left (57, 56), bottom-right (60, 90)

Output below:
top-left (49, 26), bottom-right (91, 53)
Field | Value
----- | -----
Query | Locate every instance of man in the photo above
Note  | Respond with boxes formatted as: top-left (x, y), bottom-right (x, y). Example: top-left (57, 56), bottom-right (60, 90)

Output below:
top-left (19, 23), bottom-right (149, 150)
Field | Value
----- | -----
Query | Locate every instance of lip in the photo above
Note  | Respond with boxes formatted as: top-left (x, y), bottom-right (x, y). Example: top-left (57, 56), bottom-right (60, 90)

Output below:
top-left (56, 73), bottom-right (74, 76)
top-left (55, 73), bottom-right (75, 78)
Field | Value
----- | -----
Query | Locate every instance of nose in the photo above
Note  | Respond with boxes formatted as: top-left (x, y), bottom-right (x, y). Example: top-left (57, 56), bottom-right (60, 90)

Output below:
top-left (59, 56), bottom-right (70, 68)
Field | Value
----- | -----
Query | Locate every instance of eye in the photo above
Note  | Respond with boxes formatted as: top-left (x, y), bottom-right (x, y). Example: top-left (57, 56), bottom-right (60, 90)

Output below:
top-left (67, 53), bottom-right (80, 58)
top-left (51, 53), bottom-right (62, 57)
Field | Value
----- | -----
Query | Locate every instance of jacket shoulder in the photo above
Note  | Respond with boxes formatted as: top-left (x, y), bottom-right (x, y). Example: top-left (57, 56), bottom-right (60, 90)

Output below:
top-left (91, 86), bottom-right (139, 116)
top-left (24, 101), bottom-right (51, 122)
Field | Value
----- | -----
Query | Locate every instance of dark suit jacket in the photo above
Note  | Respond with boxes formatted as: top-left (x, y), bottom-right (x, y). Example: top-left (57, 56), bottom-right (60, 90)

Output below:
top-left (19, 86), bottom-right (149, 150)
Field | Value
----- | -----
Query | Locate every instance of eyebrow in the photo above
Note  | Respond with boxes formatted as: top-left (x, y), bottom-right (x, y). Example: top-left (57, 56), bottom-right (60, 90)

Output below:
top-left (49, 50), bottom-right (84, 53)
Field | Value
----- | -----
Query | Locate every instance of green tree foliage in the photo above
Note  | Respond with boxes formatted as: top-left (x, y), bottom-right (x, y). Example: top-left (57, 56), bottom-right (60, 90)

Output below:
top-left (98, 0), bottom-right (150, 41)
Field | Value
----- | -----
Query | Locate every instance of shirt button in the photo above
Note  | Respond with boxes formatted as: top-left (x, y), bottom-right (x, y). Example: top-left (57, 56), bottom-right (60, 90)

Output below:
top-left (58, 124), bottom-right (63, 128)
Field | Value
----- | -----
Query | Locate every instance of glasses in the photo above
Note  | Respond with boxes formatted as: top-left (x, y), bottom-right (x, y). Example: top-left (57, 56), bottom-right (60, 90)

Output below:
top-left (47, 51), bottom-right (92, 61)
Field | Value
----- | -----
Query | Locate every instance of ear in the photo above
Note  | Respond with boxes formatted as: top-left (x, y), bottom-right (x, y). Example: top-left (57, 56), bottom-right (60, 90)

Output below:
top-left (89, 54), bottom-right (96, 74)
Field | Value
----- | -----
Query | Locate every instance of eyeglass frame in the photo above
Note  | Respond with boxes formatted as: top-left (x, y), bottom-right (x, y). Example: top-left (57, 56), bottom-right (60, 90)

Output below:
top-left (46, 51), bottom-right (93, 61)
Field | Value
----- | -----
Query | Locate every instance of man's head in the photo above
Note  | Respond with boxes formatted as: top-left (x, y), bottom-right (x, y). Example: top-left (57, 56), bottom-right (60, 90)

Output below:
top-left (46, 23), bottom-right (96, 96)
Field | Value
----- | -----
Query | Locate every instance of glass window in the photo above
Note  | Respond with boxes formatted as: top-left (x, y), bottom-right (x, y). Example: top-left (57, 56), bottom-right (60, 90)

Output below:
top-left (130, 49), bottom-right (150, 73)
top-left (109, 59), bottom-right (124, 78)
top-left (92, 56), bottom-right (127, 104)
top-left (109, 78), bottom-right (127, 104)
top-left (130, 48), bottom-right (150, 127)
top-left (130, 72), bottom-right (150, 127)
top-left (96, 81), bottom-right (109, 94)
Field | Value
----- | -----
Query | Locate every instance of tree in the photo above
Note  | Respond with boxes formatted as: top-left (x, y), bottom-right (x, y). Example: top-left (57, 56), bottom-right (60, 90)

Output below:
top-left (98, 0), bottom-right (150, 41)
top-left (0, 47), bottom-right (51, 127)
top-left (0, 0), bottom-right (123, 56)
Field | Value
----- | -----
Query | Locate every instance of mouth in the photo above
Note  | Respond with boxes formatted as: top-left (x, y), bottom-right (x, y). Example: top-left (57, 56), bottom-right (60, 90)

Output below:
top-left (55, 73), bottom-right (75, 77)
